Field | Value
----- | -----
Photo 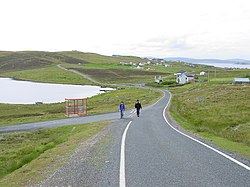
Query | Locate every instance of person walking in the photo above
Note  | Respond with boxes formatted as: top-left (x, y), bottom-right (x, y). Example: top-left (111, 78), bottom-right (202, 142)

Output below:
top-left (135, 100), bottom-right (142, 117)
top-left (119, 101), bottom-right (125, 119)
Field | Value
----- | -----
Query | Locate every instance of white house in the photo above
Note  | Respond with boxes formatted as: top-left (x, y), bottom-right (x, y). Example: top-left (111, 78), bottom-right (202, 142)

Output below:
top-left (186, 73), bottom-right (196, 82)
top-left (155, 76), bottom-right (163, 83)
top-left (139, 62), bottom-right (146, 66)
top-left (176, 71), bottom-right (196, 84)
top-left (136, 65), bottom-right (144, 69)
top-left (200, 71), bottom-right (207, 76)
top-left (176, 73), bottom-right (187, 84)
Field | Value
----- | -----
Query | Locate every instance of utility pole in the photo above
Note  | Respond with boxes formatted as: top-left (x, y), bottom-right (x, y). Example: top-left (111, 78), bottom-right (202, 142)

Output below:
top-left (208, 70), bottom-right (209, 82)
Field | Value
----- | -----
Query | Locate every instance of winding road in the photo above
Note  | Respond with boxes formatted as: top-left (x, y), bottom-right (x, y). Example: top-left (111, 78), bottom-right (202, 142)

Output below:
top-left (1, 91), bottom-right (250, 186)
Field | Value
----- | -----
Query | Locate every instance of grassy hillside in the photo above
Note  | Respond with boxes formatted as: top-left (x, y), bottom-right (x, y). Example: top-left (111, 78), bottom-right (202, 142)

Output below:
top-left (167, 64), bottom-right (250, 158)
top-left (0, 51), bottom-right (89, 73)
top-left (59, 51), bottom-right (144, 64)
top-left (0, 66), bottom-right (93, 85)
top-left (168, 83), bottom-right (250, 157)
top-left (70, 68), bottom-right (168, 84)
top-left (0, 51), bottom-right (158, 84)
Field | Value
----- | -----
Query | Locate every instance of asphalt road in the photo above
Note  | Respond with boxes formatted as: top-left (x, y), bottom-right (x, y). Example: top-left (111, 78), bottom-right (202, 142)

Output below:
top-left (0, 112), bottom-right (121, 133)
top-left (34, 90), bottom-right (250, 187)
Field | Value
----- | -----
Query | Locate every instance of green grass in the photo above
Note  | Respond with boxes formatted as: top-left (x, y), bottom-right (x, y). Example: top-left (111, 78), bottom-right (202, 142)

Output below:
top-left (0, 65), bottom-right (93, 85)
top-left (88, 87), bottom-right (163, 114)
top-left (199, 132), bottom-right (250, 158)
top-left (0, 121), bottom-right (109, 185)
top-left (0, 102), bottom-right (65, 126)
top-left (0, 87), bottom-right (162, 126)
top-left (168, 83), bottom-right (250, 158)
top-left (69, 68), bottom-right (168, 84)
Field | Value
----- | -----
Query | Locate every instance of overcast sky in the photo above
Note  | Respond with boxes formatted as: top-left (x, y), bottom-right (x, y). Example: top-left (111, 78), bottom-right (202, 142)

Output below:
top-left (1, 0), bottom-right (250, 59)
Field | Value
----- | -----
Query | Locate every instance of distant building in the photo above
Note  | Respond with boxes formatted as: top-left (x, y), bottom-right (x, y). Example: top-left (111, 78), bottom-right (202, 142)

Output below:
top-left (176, 71), bottom-right (197, 84)
top-left (139, 62), bottom-right (146, 66)
top-left (200, 71), bottom-right (207, 76)
top-left (155, 76), bottom-right (163, 83)
top-left (136, 65), bottom-right (144, 69)
top-left (233, 78), bottom-right (250, 84)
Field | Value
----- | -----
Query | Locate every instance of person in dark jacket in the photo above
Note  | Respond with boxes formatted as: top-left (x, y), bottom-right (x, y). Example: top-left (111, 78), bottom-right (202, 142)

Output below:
top-left (135, 100), bottom-right (142, 117)
top-left (119, 101), bottom-right (125, 119)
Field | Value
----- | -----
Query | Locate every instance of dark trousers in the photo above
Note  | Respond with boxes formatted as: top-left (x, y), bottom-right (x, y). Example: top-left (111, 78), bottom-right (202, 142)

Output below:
top-left (136, 109), bottom-right (140, 116)
top-left (120, 110), bottom-right (124, 118)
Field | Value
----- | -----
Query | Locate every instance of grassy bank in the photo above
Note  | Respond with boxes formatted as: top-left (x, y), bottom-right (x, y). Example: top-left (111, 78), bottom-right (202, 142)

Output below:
top-left (0, 87), bottom-right (162, 126)
top-left (0, 121), bottom-right (109, 186)
top-left (0, 65), bottom-right (93, 85)
top-left (88, 87), bottom-right (162, 114)
top-left (168, 83), bottom-right (250, 158)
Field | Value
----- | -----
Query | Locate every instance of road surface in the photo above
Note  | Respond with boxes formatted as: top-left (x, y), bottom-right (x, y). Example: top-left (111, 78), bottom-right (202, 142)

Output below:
top-left (34, 90), bottom-right (250, 187)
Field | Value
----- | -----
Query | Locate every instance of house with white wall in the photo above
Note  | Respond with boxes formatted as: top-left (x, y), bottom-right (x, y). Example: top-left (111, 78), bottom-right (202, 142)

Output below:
top-left (176, 71), bottom-right (197, 84)
top-left (200, 71), bottom-right (207, 76)
top-left (155, 76), bottom-right (163, 83)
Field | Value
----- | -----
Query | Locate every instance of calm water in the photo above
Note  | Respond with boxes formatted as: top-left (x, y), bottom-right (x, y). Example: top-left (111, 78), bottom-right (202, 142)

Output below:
top-left (194, 62), bottom-right (250, 69)
top-left (0, 78), bottom-right (112, 104)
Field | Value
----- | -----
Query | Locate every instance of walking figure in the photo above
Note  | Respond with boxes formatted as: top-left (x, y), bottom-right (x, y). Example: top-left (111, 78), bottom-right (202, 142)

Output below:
top-left (119, 101), bottom-right (125, 119)
top-left (135, 100), bottom-right (142, 117)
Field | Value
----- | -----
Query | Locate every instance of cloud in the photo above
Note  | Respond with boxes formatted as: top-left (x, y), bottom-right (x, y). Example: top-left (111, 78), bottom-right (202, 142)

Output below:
top-left (118, 35), bottom-right (193, 57)
top-left (1, 0), bottom-right (250, 59)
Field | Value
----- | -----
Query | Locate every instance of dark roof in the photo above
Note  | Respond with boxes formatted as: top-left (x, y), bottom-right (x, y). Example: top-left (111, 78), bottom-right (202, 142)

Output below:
top-left (186, 73), bottom-right (195, 77)
top-left (177, 70), bottom-right (187, 74)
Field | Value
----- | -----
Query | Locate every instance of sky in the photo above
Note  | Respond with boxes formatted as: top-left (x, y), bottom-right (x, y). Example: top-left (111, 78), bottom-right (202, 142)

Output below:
top-left (1, 0), bottom-right (250, 59)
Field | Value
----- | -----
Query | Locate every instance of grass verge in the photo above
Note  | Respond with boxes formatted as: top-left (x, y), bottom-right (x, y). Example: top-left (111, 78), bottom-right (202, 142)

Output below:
top-left (0, 121), bottom-right (109, 186)
top-left (88, 87), bottom-right (163, 114)
top-left (168, 83), bottom-right (250, 158)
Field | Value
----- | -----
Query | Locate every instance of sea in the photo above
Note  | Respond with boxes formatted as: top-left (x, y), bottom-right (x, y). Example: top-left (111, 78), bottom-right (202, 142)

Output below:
top-left (191, 62), bottom-right (250, 69)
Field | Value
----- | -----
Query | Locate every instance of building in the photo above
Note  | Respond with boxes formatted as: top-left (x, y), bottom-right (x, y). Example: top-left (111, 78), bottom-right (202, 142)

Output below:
top-left (176, 71), bottom-right (197, 84)
top-left (136, 65), bottom-right (144, 69)
top-left (176, 70), bottom-right (187, 75)
top-left (200, 71), bottom-right (207, 76)
top-left (155, 76), bottom-right (163, 83)
top-left (233, 78), bottom-right (250, 84)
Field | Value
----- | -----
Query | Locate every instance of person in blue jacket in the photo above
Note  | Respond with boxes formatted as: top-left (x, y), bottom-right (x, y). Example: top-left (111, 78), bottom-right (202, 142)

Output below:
top-left (119, 101), bottom-right (125, 119)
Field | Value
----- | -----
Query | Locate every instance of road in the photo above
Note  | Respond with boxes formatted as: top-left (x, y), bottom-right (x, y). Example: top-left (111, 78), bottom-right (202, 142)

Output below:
top-left (0, 112), bottom-right (121, 133)
top-left (57, 64), bottom-right (101, 84)
top-left (34, 90), bottom-right (250, 187)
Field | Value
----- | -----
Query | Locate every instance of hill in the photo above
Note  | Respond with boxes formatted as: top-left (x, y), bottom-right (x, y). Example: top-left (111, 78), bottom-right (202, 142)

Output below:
top-left (0, 51), bottom-right (144, 72)
top-left (0, 51), bottom-right (89, 72)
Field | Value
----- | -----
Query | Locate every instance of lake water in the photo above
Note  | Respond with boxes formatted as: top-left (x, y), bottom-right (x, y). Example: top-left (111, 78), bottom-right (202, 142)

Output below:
top-left (193, 62), bottom-right (250, 69)
top-left (0, 78), bottom-right (112, 104)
